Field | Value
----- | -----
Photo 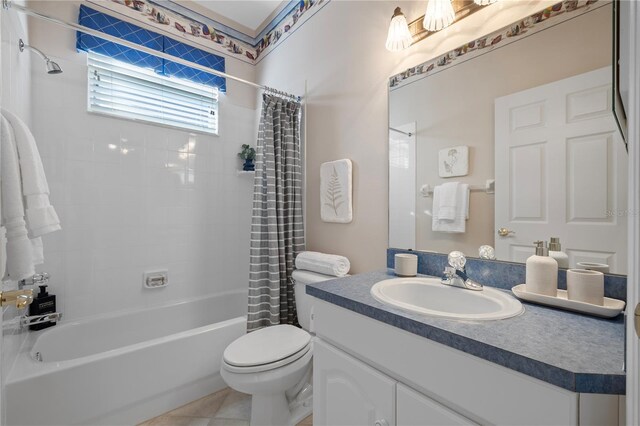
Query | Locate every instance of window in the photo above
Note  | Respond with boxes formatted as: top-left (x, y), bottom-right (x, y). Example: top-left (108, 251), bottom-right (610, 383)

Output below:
top-left (87, 52), bottom-right (219, 135)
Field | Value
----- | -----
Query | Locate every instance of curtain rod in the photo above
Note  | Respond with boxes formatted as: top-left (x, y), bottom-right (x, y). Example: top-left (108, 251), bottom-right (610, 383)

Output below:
top-left (390, 127), bottom-right (413, 137)
top-left (2, 0), bottom-right (301, 101)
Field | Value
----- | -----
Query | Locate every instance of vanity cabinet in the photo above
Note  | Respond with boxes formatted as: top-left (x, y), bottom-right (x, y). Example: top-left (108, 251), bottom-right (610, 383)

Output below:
top-left (312, 299), bottom-right (622, 426)
top-left (314, 339), bottom-right (478, 426)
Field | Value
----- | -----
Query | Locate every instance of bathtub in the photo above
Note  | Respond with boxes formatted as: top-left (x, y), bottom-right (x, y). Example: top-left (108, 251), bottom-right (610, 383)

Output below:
top-left (6, 290), bottom-right (247, 426)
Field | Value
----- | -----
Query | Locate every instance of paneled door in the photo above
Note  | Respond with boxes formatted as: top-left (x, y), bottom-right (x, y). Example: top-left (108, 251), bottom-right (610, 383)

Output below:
top-left (313, 339), bottom-right (396, 426)
top-left (495, 67), bottom-right (627, 273)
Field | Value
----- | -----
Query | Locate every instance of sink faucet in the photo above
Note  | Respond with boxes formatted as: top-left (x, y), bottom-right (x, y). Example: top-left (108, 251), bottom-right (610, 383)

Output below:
top-left (441, 251), bottom-right (483, 291)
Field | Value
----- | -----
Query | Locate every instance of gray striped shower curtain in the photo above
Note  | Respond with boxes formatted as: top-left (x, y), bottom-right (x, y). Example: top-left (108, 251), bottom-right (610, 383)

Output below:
top-left (247, 94), bottom-right (304, 332)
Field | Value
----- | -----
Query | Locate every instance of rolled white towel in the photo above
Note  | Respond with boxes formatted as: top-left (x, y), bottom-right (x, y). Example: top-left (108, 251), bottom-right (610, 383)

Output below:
top-left (295, 251), bottom-right (350, 277)
top-left (291, 269), bottom-right (338, 285)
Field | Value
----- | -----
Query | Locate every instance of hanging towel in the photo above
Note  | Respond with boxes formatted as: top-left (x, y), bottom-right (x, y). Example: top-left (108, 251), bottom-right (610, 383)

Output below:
top-left (2, 109), bottom-right (61, 237)
top-left (295, 251), bottom-right (351, 277)
top-left (320, 159), bottom-right (353, 223)
top-left (432, 183), bottom-right (469, 233)
top-left (1, 116), bottom-right (36, 281)
top-left (435, 182), bottom-right (459, 221)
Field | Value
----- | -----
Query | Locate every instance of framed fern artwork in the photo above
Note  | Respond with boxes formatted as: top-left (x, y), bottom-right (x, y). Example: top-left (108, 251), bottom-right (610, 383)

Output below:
top-left (320, 159), bottom-right (353, 223)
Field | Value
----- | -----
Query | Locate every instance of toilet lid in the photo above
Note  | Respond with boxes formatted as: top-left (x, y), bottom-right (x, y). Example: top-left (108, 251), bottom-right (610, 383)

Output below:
top-left (223, 325), bottom-right (311, 367)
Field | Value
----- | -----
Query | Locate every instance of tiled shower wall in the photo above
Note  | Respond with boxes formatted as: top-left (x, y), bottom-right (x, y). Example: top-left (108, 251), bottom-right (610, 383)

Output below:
top-left (1, 0), bottom-right (33, 397)
top-left (28, 20), bottom-right (257, 321)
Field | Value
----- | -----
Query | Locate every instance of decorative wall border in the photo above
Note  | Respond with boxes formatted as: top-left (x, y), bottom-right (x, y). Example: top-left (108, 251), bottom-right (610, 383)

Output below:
top-left (390, 0), bottom-right (607, 90)
top-left (87, 0), bottom-right (330, 65)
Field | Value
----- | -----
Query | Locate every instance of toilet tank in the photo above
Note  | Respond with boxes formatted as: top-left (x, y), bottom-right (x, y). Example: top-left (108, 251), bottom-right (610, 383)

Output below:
top-left (292, 270), bottom-right (335, 331)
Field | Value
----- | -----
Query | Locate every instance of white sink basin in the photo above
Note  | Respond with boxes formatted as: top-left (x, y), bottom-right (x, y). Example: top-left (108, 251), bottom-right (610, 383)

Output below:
top-left (371, 277), bottom-right (524, 320)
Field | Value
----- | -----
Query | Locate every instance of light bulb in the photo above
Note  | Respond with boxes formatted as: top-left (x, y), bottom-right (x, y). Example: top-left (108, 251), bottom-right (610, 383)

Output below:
top-left (423, 0), bottom-right (455, 32)
top-left (385, 7), bottom-right (413, 52)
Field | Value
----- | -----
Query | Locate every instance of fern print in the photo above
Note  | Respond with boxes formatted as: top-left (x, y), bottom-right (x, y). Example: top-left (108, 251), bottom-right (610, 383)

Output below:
top-left (324, 166), bottom-right (344, 216)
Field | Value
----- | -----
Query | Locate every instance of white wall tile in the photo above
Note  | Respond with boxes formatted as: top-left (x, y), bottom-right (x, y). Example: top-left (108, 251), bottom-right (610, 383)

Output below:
top-left (2, 9), bottom-right (258, 327)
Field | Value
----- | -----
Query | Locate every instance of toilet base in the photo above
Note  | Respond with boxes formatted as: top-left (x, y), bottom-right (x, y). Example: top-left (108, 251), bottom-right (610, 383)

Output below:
top-left (249, 371), bottom-right (313, 426)
top-left (250, 392), bottom-right (290, 426)
top-left (249, 393), bottom-right (312, 426)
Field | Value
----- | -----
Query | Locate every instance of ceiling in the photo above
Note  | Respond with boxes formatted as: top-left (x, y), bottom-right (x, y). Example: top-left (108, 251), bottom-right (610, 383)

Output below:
top-left (191, 0), bottom-right (286, 33)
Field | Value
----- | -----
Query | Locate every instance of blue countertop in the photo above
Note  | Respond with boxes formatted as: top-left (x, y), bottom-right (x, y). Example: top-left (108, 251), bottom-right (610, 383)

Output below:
top-left (306, 270), bottom-right (625, 395)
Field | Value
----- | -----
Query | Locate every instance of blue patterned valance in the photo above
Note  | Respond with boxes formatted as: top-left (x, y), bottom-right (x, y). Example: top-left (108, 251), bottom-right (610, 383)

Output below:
top-left (77, 5), bottom-right (226, 91)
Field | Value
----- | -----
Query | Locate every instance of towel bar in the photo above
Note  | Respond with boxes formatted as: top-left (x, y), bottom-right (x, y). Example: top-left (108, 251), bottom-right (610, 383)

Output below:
top-left (420, 179), bottom-right (495, 198)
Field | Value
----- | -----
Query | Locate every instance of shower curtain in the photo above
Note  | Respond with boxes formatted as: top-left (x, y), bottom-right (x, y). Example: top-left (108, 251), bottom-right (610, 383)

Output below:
top-left (247, 94), bottom-right (304, 332)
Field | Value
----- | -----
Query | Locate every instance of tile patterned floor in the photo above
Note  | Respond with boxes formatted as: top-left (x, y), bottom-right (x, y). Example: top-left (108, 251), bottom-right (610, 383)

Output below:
top-left (138, 387), bottom-right (312, 426)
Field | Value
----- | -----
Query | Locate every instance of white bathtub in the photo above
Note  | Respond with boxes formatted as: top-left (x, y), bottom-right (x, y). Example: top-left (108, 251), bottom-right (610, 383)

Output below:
top-left (6, 290), bottom-right (247, 426)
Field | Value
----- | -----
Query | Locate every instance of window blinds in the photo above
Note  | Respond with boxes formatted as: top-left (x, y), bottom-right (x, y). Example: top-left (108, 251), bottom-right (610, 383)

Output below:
top-left (88, 52), bottom-right (219, 134)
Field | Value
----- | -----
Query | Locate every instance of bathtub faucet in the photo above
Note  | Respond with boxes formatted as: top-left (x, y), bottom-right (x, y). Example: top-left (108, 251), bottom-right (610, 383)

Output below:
top-left (18, 272), bottom-right (49, 289)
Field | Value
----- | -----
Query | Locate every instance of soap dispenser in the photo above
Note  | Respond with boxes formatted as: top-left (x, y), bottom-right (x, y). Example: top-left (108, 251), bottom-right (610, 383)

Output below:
top-left (525, 241), bottom-right (558, 297)
top-left (548, 237), bottom-right (569, 269)
top-left (28, 285), bottom-right (57, 331)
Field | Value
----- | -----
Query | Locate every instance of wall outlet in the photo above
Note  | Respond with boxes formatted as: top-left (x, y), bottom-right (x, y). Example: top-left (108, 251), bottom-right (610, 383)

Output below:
top-left (143, 270), bottom-right (168, 289)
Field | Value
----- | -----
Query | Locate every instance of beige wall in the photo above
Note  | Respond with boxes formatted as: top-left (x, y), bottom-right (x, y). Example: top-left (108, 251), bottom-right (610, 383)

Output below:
top-left (390, 5), bottom-right (612, 256)
top-left (256, 0), bottom-right (567, 273)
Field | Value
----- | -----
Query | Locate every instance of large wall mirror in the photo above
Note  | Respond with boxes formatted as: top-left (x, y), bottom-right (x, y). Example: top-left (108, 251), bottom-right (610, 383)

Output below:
top-left (388, 1), bottom-right (628, 274)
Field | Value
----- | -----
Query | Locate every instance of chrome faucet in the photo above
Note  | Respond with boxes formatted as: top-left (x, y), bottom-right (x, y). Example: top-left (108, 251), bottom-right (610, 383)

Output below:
top-left (441, 251), bottom-right (483, 291)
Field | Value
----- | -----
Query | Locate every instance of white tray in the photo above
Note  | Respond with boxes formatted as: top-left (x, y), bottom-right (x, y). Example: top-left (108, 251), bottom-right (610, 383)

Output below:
top-left (511, 284), bottom-right (625, 318)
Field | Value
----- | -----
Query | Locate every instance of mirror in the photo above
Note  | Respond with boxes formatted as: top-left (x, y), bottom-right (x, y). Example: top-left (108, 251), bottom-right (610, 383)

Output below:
top-left (388, 1), bottom-right (628, 274)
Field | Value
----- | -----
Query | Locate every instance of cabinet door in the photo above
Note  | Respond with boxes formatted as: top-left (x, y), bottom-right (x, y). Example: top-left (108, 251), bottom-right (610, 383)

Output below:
top-left (397, 384), bottom-right (477, 426)
top-left (314, 339), bottom-right (396, 426)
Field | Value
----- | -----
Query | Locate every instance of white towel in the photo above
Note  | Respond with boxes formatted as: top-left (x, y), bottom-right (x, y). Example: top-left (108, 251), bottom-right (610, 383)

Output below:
top-left (2, 109), bottom-right (61, 237)
top-left (436, 182), bottom-right (459, 221)
top-left (295, 251), bottom-right (351, 277)
top-left (291, 269), bottom-right (339, 285)
top-left (432, 183), bottom-right (469, 233)
top-left (1, 116), bottom-right (36, 281)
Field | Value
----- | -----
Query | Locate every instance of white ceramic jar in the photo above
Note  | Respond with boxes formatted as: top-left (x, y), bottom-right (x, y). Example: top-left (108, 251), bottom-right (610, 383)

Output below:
top-left (395, 253), bottom-right (418, 277)
top-left (567, 269), bottom-right (604, 305)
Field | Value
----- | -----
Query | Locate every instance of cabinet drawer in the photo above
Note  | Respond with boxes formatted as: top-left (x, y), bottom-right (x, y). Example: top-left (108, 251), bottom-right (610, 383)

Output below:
top-left (314, 339), bottom-right (396, 426)
top-left (397, 384), bottom-right (477, 426)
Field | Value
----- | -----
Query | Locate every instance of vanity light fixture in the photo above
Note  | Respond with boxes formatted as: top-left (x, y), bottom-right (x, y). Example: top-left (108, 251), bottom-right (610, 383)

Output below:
top-left (385, 7), bottom-right (413, 51)
top-left (423, 0), bottom-right (456, 32)
top-left (473, 0), bottom-right (498, 5)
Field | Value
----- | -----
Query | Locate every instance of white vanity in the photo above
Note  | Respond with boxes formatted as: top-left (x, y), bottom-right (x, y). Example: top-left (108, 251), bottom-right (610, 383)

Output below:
top-left (308, 271), bottom-right (625, 426)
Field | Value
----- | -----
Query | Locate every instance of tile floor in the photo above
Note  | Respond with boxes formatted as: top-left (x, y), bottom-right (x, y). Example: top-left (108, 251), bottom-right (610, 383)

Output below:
top-left (138, 387), bottom-right (313, 426)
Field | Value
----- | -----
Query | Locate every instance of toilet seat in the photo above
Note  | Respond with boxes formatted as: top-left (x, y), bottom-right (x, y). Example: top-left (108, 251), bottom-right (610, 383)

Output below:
top-left (223, 342), bottom-right (312, 374)
top-left (223, 325), bottom-right (311, 374)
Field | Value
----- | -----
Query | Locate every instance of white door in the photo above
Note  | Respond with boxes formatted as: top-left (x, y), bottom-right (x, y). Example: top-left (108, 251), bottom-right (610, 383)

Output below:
top-left (313, 339), bottom-right (396, 426)
top-left (624, 0), bottom-right (640, 423)
top-left (495, 67), bottom-right (627, 273)
top-left (396, 384), bottom-right (477, 426)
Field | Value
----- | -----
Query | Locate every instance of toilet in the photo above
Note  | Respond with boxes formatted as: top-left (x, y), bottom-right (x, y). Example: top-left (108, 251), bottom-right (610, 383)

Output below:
top-left (220, 270), bottom-right (331, 426)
